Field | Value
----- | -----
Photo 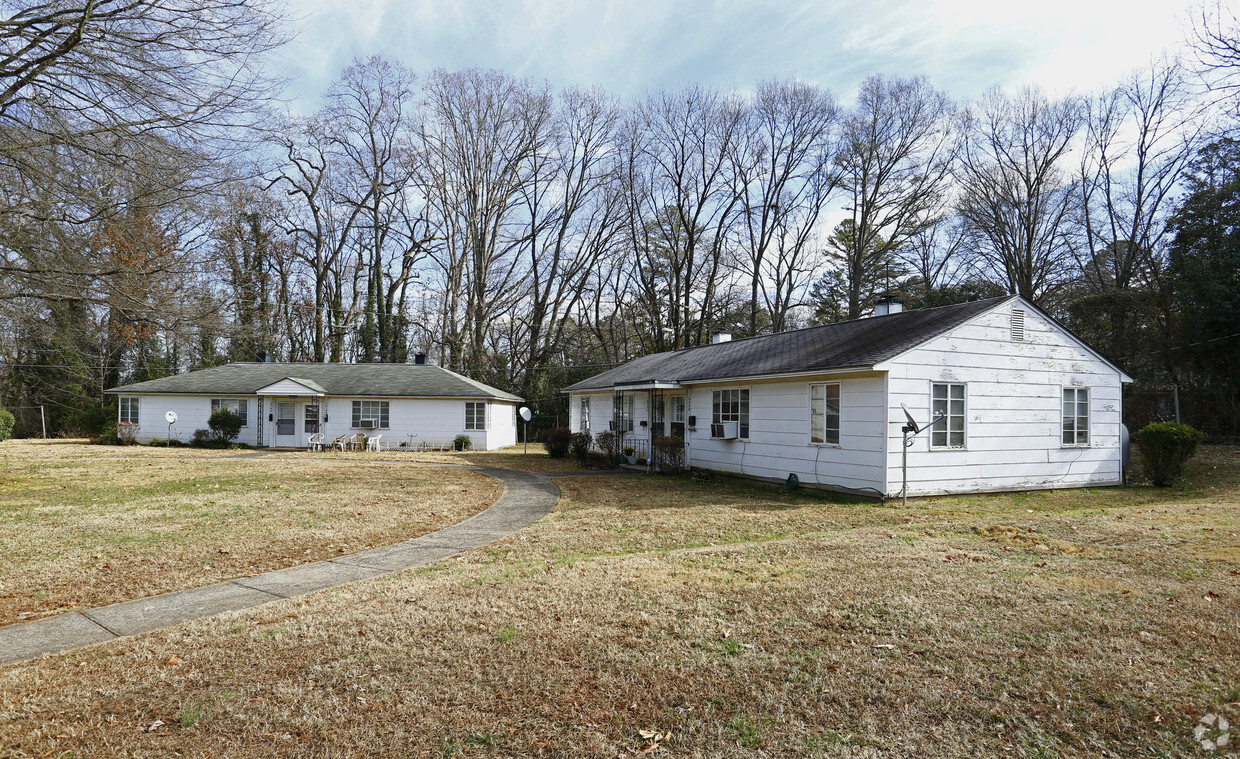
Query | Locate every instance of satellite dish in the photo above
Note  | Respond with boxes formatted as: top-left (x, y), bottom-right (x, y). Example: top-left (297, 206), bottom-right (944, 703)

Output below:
top-left (165, 411), bottom-right (178, 424)
top-left (518, 406), bottom-right (532, 422)
top-left (900, 404), bottom-right (919, 434)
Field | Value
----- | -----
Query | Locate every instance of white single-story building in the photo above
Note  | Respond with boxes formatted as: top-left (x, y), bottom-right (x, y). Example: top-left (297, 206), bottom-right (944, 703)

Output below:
top-left (106, 361), bottom-right (522, 450)
top-left (564, 295), bottom-right (1133, 497)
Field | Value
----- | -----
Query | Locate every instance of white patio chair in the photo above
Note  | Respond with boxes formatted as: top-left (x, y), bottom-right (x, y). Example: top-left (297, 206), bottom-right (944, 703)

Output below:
top-left (366, 434), bottom-right (383, 452)
top-left (307, 432), bottom-right (324, 452)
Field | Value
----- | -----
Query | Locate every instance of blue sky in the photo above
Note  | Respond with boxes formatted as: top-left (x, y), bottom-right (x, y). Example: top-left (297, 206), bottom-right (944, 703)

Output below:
top-left (276, 0), bottom-right (1202, 111)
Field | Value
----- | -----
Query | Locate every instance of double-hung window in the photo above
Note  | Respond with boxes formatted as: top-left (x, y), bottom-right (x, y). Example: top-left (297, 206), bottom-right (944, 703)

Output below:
top-left (119, 397), bottom-right (139, 425)
top-left (579, 398), bottom-right (590, 433)
top-left (931, 383), bottom-right (966, 448)
top-left (1062, 388), bottom-right (1089, 446)
top-left (810, 383), bottom-right (840, 445)
top-left (712, 388), bottom-right (750, 438)
top-left (352, 400), bottom-right (389, 429)
top-left (210, 398), bottom-right (248, 426)
top-left (669, 396), bottom-right (686, 438)
top-left (613, 394), bottom-right (634, 432)
top-left (465, 401), bottom-right (488, 430)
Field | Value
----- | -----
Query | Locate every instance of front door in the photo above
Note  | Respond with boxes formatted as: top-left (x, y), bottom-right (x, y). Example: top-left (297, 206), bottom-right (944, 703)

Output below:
top-left (275, 401), bottom-right (298, 447)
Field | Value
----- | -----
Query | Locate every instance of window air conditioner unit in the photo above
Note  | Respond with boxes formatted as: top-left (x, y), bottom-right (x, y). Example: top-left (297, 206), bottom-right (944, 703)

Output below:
top-left (710, 422), bottom-right (739, 440)
top-left (360, 419), bottom-right (377, 429)
top-left (609, 419), bottom-right (618, 431)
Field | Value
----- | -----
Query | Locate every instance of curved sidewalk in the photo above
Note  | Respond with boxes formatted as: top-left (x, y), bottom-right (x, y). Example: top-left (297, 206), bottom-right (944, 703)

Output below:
top-left (0, 466), bottom-right (559, 666)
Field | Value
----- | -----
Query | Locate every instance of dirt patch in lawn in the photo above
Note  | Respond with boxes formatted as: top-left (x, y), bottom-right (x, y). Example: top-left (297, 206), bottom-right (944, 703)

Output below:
top-left (0, 441), bottom-right (501, 626)
top-left (0, 449), bottom-right (1237, 757)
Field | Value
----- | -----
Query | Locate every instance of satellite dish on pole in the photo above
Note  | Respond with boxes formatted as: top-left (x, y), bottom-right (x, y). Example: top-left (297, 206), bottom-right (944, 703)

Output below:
top-left (899, 404), bottom-right (919, 434)
top-left (165, 411), bottom-right (178, 424)
top-left (518, 407), bottom-right (532, 454)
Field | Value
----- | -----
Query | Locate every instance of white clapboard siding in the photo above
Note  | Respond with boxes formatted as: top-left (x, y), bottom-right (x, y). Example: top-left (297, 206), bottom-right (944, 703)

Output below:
top-left (885, 303), bottom-right (1125, 496)
top-left (124, 395), bottom-right (519, 450)
top-left (680, 373), bottom-right (889, 495)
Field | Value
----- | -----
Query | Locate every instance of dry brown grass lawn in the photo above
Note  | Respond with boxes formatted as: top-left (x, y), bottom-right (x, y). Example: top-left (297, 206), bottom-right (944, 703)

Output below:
top-left (0, 445), bottom-right (1237, 757)
top-left (404, 443), bottom-right (587, 473)
top-left (0, 441), bottom-right (500, 626)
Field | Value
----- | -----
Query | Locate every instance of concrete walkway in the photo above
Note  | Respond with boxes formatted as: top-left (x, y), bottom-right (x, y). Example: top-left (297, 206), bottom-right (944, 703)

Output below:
top-left (0, 466), bottom-right (559, 667)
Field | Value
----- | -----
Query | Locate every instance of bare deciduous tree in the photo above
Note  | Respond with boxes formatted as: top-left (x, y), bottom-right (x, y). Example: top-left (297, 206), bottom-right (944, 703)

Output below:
top-left (957, 86), bottom-right (1083, 305)
top-left (733, 78), bottom-right (838, 333)
top-left (833, 75), bottom-right (955, 319)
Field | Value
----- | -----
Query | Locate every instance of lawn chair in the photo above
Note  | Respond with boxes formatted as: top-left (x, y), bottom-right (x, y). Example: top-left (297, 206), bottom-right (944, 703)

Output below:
top-left (349, 432), bottom-right (367, 451)
top-left (307, 432), bottom-right (324, 452)
top-left (366, 434), bottom-right (383, 452)
top-left (332, 434), bottom-right (349, 452)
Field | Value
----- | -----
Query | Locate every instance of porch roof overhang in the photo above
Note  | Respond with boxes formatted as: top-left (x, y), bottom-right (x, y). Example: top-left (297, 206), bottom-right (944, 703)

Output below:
top-left (254, 377), bottom-right (328, 396)
top-left (610, 381), bottom-right (685, 391)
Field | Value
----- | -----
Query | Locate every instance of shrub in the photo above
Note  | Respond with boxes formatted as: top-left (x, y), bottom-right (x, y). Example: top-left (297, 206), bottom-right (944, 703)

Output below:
top-left (543, 427), bottom-right (572, 458)
top-left (595, 430), bottom-right (618, 464)
top-left (117, 422), bottom-right (139, 445)
top-left (191, 428), bottom-right (212, 447)
top-left (1136, 422), bottom-right (1203, 486)
top-left (95, 418), bottom-right (120, 445)
top-left (652, 434), bottom-right (687, 474)
top-left (0, 405), bottom-right (14, 442)
top-left (569, 431), bottom-right (592, 463)
top-left (453, 434), bottom-right (472, 451)
top-left (207, 408), bottom-right (243, 444)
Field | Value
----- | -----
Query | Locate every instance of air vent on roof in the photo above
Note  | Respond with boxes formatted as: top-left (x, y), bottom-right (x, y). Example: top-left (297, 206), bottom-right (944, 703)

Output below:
top-left (1011, 308), bottom-right (1025, 341)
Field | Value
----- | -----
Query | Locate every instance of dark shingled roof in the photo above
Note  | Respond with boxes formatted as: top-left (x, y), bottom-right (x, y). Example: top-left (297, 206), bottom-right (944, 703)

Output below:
top-left (106, 363), bottom-right (523, 402)
top-left (565, 296), bottom-right (1016, 392)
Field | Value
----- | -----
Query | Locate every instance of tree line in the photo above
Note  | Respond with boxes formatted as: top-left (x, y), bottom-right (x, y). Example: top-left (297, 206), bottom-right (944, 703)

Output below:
top-left (1, 0), bottom-right (1238, 437)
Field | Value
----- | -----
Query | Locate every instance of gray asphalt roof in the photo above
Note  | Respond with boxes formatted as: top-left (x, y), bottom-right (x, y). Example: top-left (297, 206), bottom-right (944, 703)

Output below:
top-left (106, 363), bottom-right (523, 402)
top-left (565, 296), bottom-right (1016, 392)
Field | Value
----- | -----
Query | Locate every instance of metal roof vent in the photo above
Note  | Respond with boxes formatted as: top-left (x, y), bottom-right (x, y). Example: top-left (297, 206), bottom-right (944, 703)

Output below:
top-left (873, 298), bottom-right (903, 316)
top-left (1011, 308), bottom-right (1025, 341)
top-left (712, 332), bottom-right (732, 344)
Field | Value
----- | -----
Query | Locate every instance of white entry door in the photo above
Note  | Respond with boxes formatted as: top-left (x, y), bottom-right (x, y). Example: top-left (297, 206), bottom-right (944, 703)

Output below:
top-left (274, 401), bottom-right (298, 447)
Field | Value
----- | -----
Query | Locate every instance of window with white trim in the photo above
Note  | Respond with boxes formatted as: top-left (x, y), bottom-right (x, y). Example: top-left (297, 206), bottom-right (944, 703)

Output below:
top-left (613, 394), bottom-right (634, 432)
top-left (465, 401), bottom-right (488, 430)
top-left (712, 388), bottom-right (750, 438)
top-left (351, 400), bottom-right (389, 429)
top-left (669, 396), bottom-right (686, 438)
top-left (119, 397), bottom-right (139, 425)
top-left (931, 383), bottom-right (966, 448)
top-left (579, 398), bottom-right (590, 433)
top-left (810, 383), bottom-right (840, 445)
top-left (1062, 388), bottom-right (1089, 446)
top-left (210, 398), bottom-right (249, 426)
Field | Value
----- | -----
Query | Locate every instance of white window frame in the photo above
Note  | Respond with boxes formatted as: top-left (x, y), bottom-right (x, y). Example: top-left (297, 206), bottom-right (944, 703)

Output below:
top-left (119, 396), bottom-right (139, 425)
top-left (930, 383), bottom-right (967, 449)
top-left (712, 388), bottom-right (750, 439)
top-left (1062, 387), bottom-right (1090, 447)
top-left (210, 398), bottom-right (249, 427)
top-left (352, 400), bottom-right (390, 429)
top-left (579, 397), bottom-right (590, 433)
top-left (465, 401), bottom-right (489, 430)
top-left (810, 382), bottom-right (841, 446)
top-left (613, 394), bottom-right (635, 432)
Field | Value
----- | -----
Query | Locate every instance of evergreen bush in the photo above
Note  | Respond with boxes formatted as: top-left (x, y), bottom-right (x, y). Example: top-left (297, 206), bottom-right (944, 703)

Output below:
top-left (0, 406), bottom-right (14, 442)
top-left (207, 408), bottom-right (243, 444)
top-left (453, 434), bottom-right (472, 451)
top-left (1135, 421), bottom-right (1203, 486)
top-left (544, 427), bottom-right (572, 458)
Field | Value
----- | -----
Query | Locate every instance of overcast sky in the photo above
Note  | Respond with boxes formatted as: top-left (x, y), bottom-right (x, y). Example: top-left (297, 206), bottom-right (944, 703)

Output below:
top-left (275, 0), bottom-right (1203, 110)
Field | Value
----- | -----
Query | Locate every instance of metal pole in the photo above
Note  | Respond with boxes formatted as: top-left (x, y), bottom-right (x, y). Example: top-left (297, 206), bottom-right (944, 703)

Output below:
top-left (40, 405), bottom-right (46, 439)
top-left (523, 421), bottom-right (528, 454)
top-left (902, 429), bottom-right (909, 507)
top-left (1173, 384), bottom-right (1181, 423)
